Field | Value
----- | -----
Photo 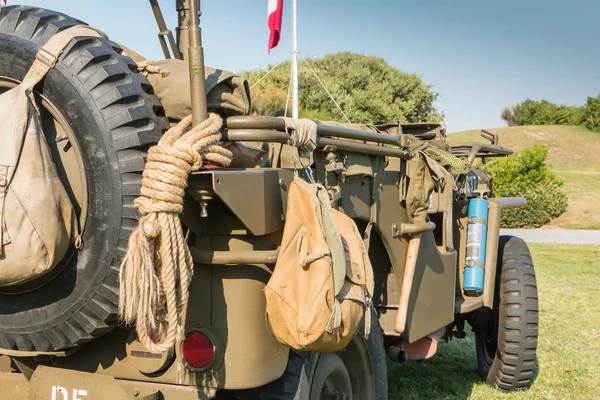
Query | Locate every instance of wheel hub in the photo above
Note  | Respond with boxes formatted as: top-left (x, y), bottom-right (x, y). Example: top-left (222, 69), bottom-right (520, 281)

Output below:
top-left (321, 381), bottom-right (349, 400)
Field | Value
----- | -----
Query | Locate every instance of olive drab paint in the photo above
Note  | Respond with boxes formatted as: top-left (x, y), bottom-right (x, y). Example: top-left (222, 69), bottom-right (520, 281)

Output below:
top-left (0, 1), bottom-right (536, 398)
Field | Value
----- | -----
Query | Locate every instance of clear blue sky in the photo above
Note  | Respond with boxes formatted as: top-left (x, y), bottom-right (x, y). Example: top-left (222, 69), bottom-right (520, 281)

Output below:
top-left (38, 0), bottom-right (600, 133)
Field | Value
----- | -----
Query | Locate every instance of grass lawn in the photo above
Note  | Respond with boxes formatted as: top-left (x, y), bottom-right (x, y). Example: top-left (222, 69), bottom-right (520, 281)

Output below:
top-left (564, 223), bottom-right (600, 230)
top-left (550, 171), bottom-right (600, 228)
top-left (388, 244), bottom-right (600, 400)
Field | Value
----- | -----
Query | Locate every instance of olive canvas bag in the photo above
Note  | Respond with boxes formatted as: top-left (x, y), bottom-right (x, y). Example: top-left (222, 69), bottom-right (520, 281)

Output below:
top-left (265, 177), bottom-right (374, 352)
top-left (0, 26), bottom-right (101, 286)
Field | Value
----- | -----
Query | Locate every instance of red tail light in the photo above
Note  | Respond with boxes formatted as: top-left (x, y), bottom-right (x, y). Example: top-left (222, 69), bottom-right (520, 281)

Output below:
top-left (182, 331), bottom-right (214, 370)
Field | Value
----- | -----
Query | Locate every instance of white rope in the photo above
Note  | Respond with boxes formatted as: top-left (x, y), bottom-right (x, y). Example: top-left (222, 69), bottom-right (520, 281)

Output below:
top-left (250, 58), bottom-right (287, 89)
top-left (302, 58), bottom-right (352, 124)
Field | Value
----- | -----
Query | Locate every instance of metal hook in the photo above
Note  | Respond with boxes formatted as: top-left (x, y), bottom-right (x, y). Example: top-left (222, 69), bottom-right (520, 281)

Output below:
top-left (296, 151), bottom-right (315, 184)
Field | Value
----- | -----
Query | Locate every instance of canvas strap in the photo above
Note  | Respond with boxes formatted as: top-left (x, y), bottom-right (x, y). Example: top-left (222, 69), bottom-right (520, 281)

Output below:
top-left (313, 182), bottom-right (346, 296)
top-left (0, 166), bottom-right (8, 255)
top-left (281, 117), bottom-right (318, 158)
top-left (296, 178), bottom-right (347, 333)
top-left (20, 25), bottom-right (104, 91)
top-left (296, 225), bottom-right (331, 267)
top-left (4, 25), bottom-right (104, 190)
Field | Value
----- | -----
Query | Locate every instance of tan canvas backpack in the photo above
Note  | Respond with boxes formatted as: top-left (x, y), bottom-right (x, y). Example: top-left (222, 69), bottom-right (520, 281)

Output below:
top-left (265, 177), bottom-right (374, 352)
top-left (0, 26), bottom-right (101, 286)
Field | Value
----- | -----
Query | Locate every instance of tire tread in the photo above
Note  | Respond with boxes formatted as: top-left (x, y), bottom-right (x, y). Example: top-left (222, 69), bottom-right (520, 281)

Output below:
top-left (476, 235), bottom-right (539, 392)
top-left (0, 5), bottom-right (167, 351)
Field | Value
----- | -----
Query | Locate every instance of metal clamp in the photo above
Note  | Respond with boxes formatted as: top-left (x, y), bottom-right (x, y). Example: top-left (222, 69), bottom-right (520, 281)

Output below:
top-left (467, 216), bottom-right (487, 226)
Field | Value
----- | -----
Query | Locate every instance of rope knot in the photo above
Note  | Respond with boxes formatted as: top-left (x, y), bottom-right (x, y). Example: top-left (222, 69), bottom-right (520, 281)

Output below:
top-left (172, 142), bottom-right (203, 170)
top-left (119, 113), bottom-right (232, 353)
top-left (140, 215), bottom-right (160, 238)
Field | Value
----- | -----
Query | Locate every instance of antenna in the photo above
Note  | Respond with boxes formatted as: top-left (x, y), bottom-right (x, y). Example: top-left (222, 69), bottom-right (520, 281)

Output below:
top-left (187, 0), bottom-right (209, 125)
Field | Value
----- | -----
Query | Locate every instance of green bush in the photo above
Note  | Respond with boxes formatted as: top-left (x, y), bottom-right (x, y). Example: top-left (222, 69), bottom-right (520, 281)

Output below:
top-left (501, 95), bottom-right (600, 132)
top-left (249, 85), bottom-right (337, 120)
top-left (584, 95), bottom-right (600, 132)
top-left (243, 52), bottom-right (443, 124)
top-left (485, 145), bottom-right (568, 228)
top-left (501, 99), bottom-right (586, 127)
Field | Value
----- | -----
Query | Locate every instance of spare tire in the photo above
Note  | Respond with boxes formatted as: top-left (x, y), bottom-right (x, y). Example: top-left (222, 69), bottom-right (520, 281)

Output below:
top-left (0, 5), bottom-right (167, 351)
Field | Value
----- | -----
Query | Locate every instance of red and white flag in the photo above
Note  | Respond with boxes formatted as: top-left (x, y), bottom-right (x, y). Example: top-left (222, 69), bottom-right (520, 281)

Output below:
top-left (267, 0), bottom-right (283, 53)
top-left (0, 1), bottom-right (7, 6)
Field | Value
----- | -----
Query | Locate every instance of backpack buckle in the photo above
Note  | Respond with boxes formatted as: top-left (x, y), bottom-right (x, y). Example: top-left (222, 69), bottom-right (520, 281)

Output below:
top-left (36, 48), bottom-right (57, 68)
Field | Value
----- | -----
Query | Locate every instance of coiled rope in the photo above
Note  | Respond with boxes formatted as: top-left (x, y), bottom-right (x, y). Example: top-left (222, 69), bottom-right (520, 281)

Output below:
top-left (119, 113), bottom-right (232, 353)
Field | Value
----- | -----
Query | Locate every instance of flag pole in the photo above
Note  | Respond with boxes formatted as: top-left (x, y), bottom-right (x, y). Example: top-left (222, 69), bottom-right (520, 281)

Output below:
top-left (291, 0), bottom-right (299, 119)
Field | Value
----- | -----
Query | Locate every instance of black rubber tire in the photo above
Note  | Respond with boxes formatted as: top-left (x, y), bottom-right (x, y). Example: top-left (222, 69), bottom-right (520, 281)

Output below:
top-left (241, 307), bottom-right (388, 400)
top-left (0, 5), bottom-right (167, 351)
top-left (473, 235), bottom-right (539, 391)
top-left (366, 307), bottom-right (389, 400)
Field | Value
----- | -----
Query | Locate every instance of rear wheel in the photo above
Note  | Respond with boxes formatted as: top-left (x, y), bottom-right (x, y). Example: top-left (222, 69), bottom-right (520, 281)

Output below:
top-left (309, 353), bottom-right (353, 399)
top-left (473, 235), bottom-right (539, 391)
top-left (0, 5), bottom-right (167, 351)
top-left (241, 308), bottom-right (388, 400)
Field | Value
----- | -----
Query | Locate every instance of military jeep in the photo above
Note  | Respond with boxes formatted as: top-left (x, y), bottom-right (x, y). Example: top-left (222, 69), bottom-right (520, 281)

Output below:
top-left (0, 2), bottom-right (538, 399)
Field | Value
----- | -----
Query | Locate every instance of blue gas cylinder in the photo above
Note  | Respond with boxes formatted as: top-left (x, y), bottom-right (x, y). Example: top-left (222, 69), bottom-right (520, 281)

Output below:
top-left (463, 198), bottom-right (488, 296)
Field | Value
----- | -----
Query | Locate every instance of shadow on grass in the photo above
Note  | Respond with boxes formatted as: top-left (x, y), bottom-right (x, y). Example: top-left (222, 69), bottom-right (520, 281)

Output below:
top-left (388, 333), bottom-right (480, 400)
top-left (388, 332), bottom-right (541, 400)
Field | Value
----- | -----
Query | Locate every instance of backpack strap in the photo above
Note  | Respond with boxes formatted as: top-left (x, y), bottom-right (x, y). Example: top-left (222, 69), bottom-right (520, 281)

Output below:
top-left (313, 183), bottom-right (346, 295)
top-left (20, 25), bottom-right (104, 90)
top-left (314, 183), bottom-right (349, 334)
top-left (8, 25), bottom-right (105, 180)
top-left (3, 25), bottom-right (105, 189)
top-left (0, 166), bottom-right (8, 256)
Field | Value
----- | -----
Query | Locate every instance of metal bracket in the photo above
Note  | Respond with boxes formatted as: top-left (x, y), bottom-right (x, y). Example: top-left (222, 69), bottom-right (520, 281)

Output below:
top-left (325, 161), bottom-right (345, 174)
top-left (149, 0), bottom-right (183, 59)
top-left (392, 221), bottom-right (436, 238)
top-left (327, 185), bottom-right (342, 205)
top-left (481, 129), bottom-right (499, 145)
